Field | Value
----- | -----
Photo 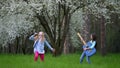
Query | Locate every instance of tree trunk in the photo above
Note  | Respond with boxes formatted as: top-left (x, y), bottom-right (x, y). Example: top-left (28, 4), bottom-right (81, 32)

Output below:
top-left (100, 16), bottom-right (106, 56)
top-left (63, 32), bottom-right (70, 54)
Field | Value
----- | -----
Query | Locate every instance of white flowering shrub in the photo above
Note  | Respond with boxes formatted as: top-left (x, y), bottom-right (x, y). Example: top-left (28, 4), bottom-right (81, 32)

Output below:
top-left (0, 0), bottom-right (41, 46)
top-left (83, 0), bottom-right (120, 24)
top-left (69, 0), bottom-right (120, 48)
top-left (70, 9), bottom-right (85, 48)
top-left (0, 0), bottom-right (119, 50)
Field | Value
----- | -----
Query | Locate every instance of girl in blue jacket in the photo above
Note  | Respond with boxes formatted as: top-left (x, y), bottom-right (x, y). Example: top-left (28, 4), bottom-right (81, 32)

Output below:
top-left (29, 32), bottom-right (55, 61)
top-left (79, 33), bottom-right (96, 64)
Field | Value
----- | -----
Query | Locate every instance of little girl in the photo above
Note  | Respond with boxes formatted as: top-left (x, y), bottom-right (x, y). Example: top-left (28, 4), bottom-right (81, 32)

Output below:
top-left (29, 32), bottom-right (55, 61)
top-left (79, 33), bottom-right (97, 64)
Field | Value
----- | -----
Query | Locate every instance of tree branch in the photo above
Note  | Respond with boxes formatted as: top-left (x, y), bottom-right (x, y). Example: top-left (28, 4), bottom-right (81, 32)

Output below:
top-left (36, 15), bottom-right (54, 45)
top-left (70, 6), bottom-right (82, 14)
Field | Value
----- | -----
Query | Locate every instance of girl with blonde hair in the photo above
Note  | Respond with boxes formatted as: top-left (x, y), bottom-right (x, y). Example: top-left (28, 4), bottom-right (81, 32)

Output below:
top-left (29, 31), bottom-right (55, 62)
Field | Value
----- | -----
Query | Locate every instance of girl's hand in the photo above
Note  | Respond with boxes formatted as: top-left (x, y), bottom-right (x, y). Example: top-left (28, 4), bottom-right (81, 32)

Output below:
top-left (84, 48), bottom-right (87, 50)
top-left (84, 48), bottom-right (91, 50)
top-left (84, 48), bottom-right (89, 50)
top-left (52, 48), bottom-right (55, 53)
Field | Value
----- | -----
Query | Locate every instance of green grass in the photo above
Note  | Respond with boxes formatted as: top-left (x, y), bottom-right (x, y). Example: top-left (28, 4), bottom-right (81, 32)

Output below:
top-left (0, 53), bottom-right (120, 68)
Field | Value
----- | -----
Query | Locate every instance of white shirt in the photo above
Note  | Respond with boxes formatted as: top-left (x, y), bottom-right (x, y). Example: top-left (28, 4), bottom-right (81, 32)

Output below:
top-left (89, 40), bottom-right (96, 49)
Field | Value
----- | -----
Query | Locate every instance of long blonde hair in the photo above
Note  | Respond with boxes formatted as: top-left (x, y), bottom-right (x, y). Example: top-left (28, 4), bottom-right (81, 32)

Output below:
top-left (39, 32), bottom-right (45, 42)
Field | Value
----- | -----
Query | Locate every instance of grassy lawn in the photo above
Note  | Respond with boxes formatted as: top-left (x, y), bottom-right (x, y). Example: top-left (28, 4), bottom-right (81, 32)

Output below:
top-left (0, 53), bottom-right (120, 68)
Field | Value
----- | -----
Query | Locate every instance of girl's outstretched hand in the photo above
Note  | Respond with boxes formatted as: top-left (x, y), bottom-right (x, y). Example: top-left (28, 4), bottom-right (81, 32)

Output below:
top-left (52, 48), bottom-right (55, 54)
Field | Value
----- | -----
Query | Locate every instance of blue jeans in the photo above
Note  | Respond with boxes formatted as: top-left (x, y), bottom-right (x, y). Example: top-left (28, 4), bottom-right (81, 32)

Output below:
top-left (80, 51), bottom-right (91, 64)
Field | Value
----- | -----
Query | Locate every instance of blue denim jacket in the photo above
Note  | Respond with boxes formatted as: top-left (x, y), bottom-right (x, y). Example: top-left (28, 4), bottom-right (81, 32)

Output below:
top-left (29, 34), bottom-right (53, 54)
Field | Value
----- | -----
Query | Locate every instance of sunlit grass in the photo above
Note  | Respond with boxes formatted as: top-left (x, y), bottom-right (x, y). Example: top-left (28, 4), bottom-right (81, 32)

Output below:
top-left (0, 53), bottom-right (120, 68)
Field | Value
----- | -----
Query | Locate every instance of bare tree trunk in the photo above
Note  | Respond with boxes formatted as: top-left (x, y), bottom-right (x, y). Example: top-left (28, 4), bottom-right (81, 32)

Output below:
top-left (63, 32), bottom-right (70, 54)
top-left (21, 35), bottom-right (26, 54)
top-left (100, 16), bottom-right (106, 56)
top-left (15, 37), bottom-right (19, 54)
top-left (35, 3), bottom-right (71, 56)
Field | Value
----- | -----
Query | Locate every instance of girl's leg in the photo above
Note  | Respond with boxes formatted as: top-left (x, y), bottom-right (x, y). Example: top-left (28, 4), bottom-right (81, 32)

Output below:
top-left (86, 56), bottom-right (91, 64)
top-left (39, 54), bottom-right (44, 61)
top-left (34, 51), bottom-right (39, 61)
top-left (80, 51), bottom-right (85, 63)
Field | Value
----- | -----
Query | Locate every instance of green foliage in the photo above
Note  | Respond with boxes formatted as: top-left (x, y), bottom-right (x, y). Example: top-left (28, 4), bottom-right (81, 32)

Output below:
top-left (0, 53), bottom-right (120, 68)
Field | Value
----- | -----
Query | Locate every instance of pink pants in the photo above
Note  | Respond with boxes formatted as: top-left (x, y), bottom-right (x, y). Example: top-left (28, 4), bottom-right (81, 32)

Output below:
top-left (34, 51), bottom-right (44, 61)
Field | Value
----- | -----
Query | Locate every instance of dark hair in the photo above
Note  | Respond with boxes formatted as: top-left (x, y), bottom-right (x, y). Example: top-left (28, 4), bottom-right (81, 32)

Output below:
top-left (91, 33), bottom-right (96, 41)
